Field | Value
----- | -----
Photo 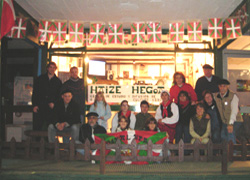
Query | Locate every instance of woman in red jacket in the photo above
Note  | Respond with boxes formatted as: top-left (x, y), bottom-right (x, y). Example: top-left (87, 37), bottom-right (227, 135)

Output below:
top-left (169, 72), bottom-right (197, 104)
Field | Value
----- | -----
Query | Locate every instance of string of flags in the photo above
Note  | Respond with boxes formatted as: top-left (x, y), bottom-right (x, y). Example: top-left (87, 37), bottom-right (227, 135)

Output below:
top-left (6, 17), bottom-right (245, 46)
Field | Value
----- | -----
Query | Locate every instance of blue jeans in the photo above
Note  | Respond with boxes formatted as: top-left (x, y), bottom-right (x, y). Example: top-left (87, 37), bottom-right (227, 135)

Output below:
top-left (75, 140), bottom-right (85, 155)
top-left (221, 122), bottom-right (242, 144)
top-left (207, 108), bottom-right (221, 143)
top-left (175, 124), bottom-right (191, 144)
top-left (48, 124), bottom-right (80, 143)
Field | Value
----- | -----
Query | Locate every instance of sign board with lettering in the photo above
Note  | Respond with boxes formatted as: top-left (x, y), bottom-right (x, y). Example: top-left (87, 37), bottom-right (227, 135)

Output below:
top-left (88, 85), bottom-right (166, 103)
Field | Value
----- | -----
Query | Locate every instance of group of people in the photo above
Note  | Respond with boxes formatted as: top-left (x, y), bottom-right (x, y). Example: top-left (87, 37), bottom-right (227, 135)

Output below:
top-left (32, 62), bottom-right (84, 142)
top-left (32, 62), bottom-right (243, 149)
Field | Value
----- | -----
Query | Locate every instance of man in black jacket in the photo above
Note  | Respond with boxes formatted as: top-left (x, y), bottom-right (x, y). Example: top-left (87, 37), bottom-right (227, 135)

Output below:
top-left (32, 62), bottom-right (62, 130)
top-left (48, 89), bottom-right (80, 143)
top-left (79, 112), bottom-right (106, 144)
top-left (195, 64), bottom-right (221, 101)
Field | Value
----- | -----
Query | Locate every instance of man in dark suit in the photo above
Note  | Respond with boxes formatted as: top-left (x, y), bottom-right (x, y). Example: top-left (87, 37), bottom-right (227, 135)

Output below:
top-left (32, 62), bottom-right (62, 130)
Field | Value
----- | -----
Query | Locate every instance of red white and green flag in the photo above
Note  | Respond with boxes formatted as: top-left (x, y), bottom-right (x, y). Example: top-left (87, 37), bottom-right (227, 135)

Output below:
top-left (131, 22), bottom-right (145, 43)
top-left (38, 20), bottom-right (53, 42)
top-left (8, 17), bottom-right (27, 38)
top-left (95, 130), bottom-right (168, 164)
top-left (169, 22), bottom-right (184, 43)
top-left (90, 23), bottom-right (105, 44)
top-left (108, 23), bottom-right (123, 44)
top-left (51, 21), bottom-right (67, 42)
top-left (83, 33), bottom-right (90, 47)
top-left (225, 18), bottom-right (242, 39)
top-left (146, 22), bottom-right (161, 43)
top-left (0, 0), bottom-right (16, 39)
top-left (69, 22), bottom-right (84, 43)
top-left (208, 18), bottom-right (223, 39)
top-left (187, 21), bottom-right (202, 42)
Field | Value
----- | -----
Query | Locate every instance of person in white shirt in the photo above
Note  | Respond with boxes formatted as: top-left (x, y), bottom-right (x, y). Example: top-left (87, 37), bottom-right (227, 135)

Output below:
top-left (155, 90), bottom-right (179, 143)
top-left (111, 100), bottom-right (136, 132)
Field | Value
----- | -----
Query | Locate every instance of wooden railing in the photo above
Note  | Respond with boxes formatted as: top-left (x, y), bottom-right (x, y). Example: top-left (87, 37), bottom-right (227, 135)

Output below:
top-left (1, 137), bottom-right (250, 174)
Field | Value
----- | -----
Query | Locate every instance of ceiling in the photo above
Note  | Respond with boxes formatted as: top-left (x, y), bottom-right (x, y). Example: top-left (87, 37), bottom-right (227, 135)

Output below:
top-left (15, 0), bottom-right (243, 29)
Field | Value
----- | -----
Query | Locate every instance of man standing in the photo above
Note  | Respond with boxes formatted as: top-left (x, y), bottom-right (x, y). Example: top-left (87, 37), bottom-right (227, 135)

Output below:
top-left (61, 67), bottom-right (85, 123)
top-left (213, 79), bottom-right (243, 144)
top-left (48, 89), bottom-right (80, 143)
top-left (134, 100), bottom-right (152, 130)
top-left (32, 62), bottom-right (62, 130)
top-left (195, 64), bottom-right (221, 101)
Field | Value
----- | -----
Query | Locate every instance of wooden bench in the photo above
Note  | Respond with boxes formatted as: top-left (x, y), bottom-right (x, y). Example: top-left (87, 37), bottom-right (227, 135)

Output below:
top-left (24, 130), bottom-right (71, 141)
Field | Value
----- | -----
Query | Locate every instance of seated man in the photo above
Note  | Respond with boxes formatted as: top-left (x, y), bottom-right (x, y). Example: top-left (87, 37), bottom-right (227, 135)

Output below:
top-left (77, 112), bottom-right (107, 157)
top-left (134, 100), bottom-right (152, 130)
top-left (48, 89), bottom-right (80, 143)
top-left (79, 112), bottom-right (107, 144)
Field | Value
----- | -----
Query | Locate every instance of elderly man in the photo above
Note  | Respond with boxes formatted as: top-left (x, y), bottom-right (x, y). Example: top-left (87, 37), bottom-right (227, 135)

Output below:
top-left (61, 67), bottom-right (85, 123)
top-left (213, 79), bottom-right (243, 144)
top-left (195, 64), bottom-right (221, 101)
top-left (48, 89), bottom-right (80, 143)
top-left (79, 112), bottom-right (107, 144)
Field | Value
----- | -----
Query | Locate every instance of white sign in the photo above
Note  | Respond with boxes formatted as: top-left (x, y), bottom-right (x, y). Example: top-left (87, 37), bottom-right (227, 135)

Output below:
top-left (88, 85), bottom-right (166, 103)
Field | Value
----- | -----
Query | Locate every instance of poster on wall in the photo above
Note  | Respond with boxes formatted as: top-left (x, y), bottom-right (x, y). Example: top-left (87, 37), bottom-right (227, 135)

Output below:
top-left (14, 76), bottom-right (33, 105)
top-left (88, 84), bottom-right (166, 103)
top-left (237, 80), bottom-right (250, 92)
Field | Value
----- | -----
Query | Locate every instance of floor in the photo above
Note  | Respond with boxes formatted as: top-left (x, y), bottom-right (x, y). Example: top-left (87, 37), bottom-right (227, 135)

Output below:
top-left (1, 159), bottom-right (250, 179)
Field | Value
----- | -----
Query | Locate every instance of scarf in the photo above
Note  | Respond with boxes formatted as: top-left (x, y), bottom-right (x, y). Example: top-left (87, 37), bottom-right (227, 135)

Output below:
top-left (179, 100), bottom-right (190, 109)
top-left (121, 110), bottom-right (131, 118)
top-left (161, 101), bottom-right (171, 118)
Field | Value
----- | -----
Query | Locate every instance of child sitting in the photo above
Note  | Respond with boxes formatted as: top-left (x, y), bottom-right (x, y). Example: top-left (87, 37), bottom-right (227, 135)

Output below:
top-left (115, 115), bottom-right (131, 132)
top-left (144, 117), bottom-right (160, 132)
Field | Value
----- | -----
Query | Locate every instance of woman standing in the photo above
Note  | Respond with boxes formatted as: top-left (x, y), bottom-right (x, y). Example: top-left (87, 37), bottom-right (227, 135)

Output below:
top-left (111, 100), bottom-right (136, 132)
top-left (169, 72), bottom-right (197, 104)
top-left (155, 90), bottom-right (179, 143)
top-left (89, 91), bottom-right (111, 130)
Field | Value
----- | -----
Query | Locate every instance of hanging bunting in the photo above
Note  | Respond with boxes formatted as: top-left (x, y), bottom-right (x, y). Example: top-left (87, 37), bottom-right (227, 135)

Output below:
top-left (131, 22), bottom-right (145, 44)
top-left (187, 21), bottom-right (202, 42)
top-left (51, 21), bottom-right (67, 42)
top-left (208, 18), bottom-right (223, 39)
top-left (8, 17), bottom-right (27, 38)
top-left (83, 33), bottom-right (90, 47)
top-left (225, 18), bottom-right (242, 39)
top-left (169, 22), bottom-right (184, 43)
top-left (103, 32), bottom-right (108, 45)
top-left (123, 32), bottom-right (130, 45)
top-left (69, 22), bottom-right (84, 43)
top-left (38, 20), bottom-right (53, 42)
top-left (90, 23), bottom-right (105, 44)
top-left (146, 22), bottom-right (161, 43)
top-left (108, 23), bottom-right (123, 44)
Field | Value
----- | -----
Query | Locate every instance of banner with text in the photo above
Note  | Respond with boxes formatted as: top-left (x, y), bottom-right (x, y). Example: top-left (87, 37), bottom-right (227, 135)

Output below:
top-left (88, 85), bottom-right (166, 103)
